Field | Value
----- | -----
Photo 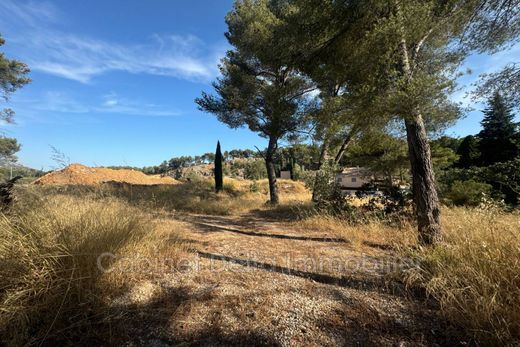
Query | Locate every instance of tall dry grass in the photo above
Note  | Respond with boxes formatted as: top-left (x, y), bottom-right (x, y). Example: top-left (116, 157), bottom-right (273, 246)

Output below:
top-left (32, 177), bottom-right (311, 216)
top-left (0, 189), bottom-right (186, 346)
top-left (405, 207), bottom-right (520, 345)
top-left (295, 206), bottom-right (520, 345)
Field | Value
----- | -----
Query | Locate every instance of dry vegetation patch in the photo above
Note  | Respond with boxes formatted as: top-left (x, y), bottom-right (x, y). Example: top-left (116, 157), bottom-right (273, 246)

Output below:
top-left (0, 188), bottom-right (188, 346)
top-left (293, 207), bottom-right (520, 345)
top-left (405, 208), bottom-right (520, 345)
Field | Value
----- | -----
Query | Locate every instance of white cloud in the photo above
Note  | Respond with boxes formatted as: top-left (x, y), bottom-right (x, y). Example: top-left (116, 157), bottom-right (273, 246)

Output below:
top-left (0, 0), bottom-right (225, 83)
top-left (13, 91), bottom-right (180, 118)
top-left (97, 93), bottom-right (180, 117)
top-left (0, 0), bottom-right (59, 28)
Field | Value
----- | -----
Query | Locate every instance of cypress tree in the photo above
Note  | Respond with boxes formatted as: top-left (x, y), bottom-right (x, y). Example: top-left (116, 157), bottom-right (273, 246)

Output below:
top-left (478, 92), bottom-right (519, 166)
top-left (214, 141), bottom-right (223, 193)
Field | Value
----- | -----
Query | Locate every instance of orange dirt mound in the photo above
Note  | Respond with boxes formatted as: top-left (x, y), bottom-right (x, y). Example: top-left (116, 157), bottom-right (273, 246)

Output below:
top-left (33, 164), bottom-right (178, 186)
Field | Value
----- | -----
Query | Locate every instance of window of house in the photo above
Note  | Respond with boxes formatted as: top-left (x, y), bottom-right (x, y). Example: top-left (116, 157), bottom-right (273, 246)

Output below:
top-left (351, 177), bottom-right (357, 183)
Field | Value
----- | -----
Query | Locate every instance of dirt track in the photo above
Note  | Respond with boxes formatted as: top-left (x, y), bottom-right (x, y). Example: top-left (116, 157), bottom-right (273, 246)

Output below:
top-left (111, 213), bottom-right (456, 346)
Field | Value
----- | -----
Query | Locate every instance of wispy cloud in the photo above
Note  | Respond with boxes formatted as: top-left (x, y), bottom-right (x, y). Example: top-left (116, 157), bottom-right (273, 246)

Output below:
top-left (96, 93), bottom-right (180, 117)
top-left (0, 0), bottom-right (225, 83)
top-left (13, 91), bottom-right (180, 118)
top-left (0, 0), bottom-right (59, 27)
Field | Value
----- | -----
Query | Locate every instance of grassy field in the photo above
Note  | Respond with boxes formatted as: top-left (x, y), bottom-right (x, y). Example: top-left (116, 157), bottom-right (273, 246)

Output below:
top-left (1, 179), bottom-right (519, 345)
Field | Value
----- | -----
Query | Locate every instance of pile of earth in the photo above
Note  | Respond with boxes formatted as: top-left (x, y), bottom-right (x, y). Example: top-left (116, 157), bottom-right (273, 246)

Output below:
top-left (33, 164), bottom-right (178, 186)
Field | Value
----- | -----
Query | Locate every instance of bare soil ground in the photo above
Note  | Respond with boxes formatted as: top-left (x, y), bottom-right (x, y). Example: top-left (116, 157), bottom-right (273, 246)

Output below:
top-left (33, 164), bottom-right (178, 185)
top-left (108, 212), bottom-right (458, 346)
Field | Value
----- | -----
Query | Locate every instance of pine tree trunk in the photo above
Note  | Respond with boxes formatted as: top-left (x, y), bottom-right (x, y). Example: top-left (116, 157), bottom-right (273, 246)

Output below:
top-left (334, 130), bottom-right (353, 164)
top-left (265, 136), bottom-right (279, 204)
top-left (318, 136), bottom-right (330, 167)
top-left (405, 114), bottom-right (442, 245)
top-left (396, 19), bottom-right (442, 245)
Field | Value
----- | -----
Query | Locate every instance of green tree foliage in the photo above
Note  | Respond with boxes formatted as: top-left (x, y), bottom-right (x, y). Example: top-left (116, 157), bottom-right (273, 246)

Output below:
top-left (439, 158), bottom-right (520, 205)
top-left (476, 63), bottom-right (520, 105)
top-left (214, 141), bottom-right (223, 193)
top-left (0, 137), bottom-right (20, 165)
top-left (433, 136), bottom-right (463, 153)
top-left (0, 35), bottom-right (30, 166)
top-left (276, 0), bottom-right (487, 244)
top-left (456, 135), bottom-right (481, 168)
top-left (243, 159), bottom-right (267, 180)
top-left (478, 92), bottom-right (519, 165)
top-left (430, 138), bottom-right (460, 170)
top-left (345, 130), bottom-right (409, 185)
top-left (485, 159), bottom-right (520, 204)
top-left (445, 180), bottom-right (493, 206)
top-left (0, 35), bottom-right (30, 124)
top-left (304, 160), bottom-right (347, 213)
top-left (467, 1), bottom-right (519, 105)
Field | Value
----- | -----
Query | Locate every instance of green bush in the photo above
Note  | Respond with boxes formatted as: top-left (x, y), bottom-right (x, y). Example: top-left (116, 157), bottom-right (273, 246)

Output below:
top-left (305, 161), bottom-right (349, 214)
top-left (243, 159), bottom-right (267, 180)
top-left (445, 180), bottom-right (492, 206)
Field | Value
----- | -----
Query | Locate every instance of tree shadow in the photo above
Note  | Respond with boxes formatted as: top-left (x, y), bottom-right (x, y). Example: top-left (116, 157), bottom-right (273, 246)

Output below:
top-left (194, 250), bottom-right (404, 296)
top-left (248, 205), bottom-right (311, 222)
top-left (316, 287), bottom-right (462, 346)
top-left (102, 284), bottom-right (282, 346)
top-left (184, 219), bottom-right (347, 243)
top-left (362, 241), bottom-right (396, 251)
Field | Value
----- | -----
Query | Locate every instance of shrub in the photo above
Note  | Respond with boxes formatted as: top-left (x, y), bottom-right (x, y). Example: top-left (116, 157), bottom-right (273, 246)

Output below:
top-left (249, 180), bottom-right (260, 193)
top-left (243, 159), bottom-right (267, 180)
top-left (445, 180), bottom-right (492, 206)
top-left (306, 161), bottom-right (350, 215)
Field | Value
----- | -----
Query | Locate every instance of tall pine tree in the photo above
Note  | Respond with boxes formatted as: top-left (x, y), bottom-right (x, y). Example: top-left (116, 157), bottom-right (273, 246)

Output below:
top-left (478, 92), bottom-right (519, 166)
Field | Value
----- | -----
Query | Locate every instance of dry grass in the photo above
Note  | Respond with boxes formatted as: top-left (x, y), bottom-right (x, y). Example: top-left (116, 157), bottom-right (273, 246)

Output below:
top-left (294, 214), bottom-right (417, 248)
top-left (404, 207), bottom-right (520, 345)
top-left (0, 188), bottom-right (187, 346)
top-left (294, 206), bottom-right (520, 345)
top-left (3, 180), bottom-right (520, 345)
top-left (31, 177), bottom-right (311, 216)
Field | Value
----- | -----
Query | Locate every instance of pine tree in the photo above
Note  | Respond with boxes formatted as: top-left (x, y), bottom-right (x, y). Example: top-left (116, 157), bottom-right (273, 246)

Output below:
top-left (196, 0), bottom-right (313, 204)
top-left (478, 92), bottom-right (519, 166)
top-left (214, 141), bottom-right (223, 193)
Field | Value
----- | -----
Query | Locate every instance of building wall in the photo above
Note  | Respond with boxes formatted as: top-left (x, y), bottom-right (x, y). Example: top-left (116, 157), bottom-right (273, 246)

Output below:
top-left (336, 172), bottom-right (371, 189)
top-left (280, 170), bottom-right (291, 179)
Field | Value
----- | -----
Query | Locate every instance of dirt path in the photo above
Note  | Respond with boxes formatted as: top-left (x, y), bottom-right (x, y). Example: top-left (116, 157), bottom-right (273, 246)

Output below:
top-left (114, 213), bottom-right (454, 346)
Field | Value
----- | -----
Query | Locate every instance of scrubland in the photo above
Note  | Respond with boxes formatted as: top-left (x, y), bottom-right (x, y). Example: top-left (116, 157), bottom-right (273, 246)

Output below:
top-left (1, 179), bottom-right (518, 345)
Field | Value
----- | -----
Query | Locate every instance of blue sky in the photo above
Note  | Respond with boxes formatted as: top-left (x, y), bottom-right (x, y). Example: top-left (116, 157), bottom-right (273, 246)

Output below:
top-left (0, 0), bottom-right (518, 170)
